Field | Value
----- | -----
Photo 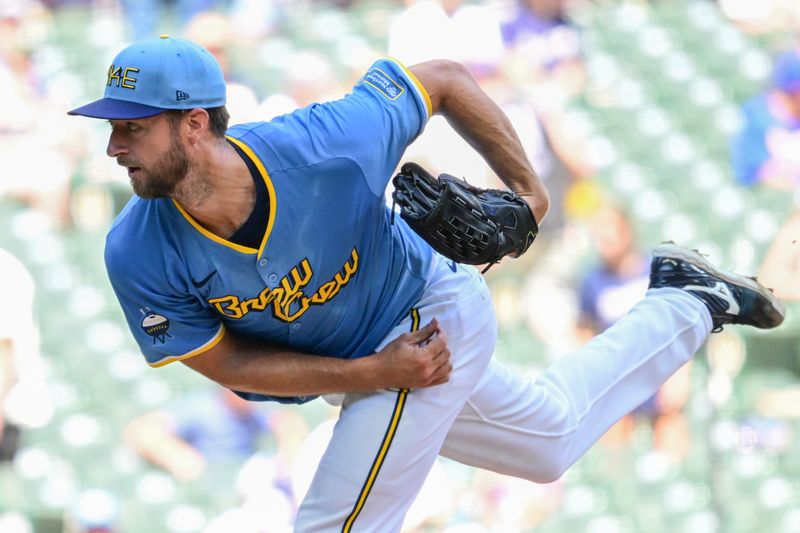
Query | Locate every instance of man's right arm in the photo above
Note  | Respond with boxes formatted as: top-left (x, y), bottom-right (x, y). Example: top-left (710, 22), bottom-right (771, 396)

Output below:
top-left (181, 318), bottom-right (451, 397)
top-left (409, 59), bottom-right (550, 224)
top-left (106, 236), bottom-right (451, 397)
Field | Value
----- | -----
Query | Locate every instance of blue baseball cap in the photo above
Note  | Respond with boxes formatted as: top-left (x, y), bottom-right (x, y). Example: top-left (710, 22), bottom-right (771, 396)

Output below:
top-left (68, 35), bottom-right (226, 119)
top-left (772, 49), bottom-right (800, 94)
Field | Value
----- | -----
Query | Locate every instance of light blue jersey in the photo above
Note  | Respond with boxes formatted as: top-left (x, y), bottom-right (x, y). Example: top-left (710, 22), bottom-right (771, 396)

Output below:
top-left (105, 59), bottom-right (434, 402)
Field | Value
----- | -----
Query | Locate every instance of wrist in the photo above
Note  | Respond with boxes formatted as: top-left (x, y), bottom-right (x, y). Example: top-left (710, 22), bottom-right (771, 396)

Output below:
top-left (345, 355), bottom-right (378, 392)
top-left (521, 192), bottom-right (549, 224)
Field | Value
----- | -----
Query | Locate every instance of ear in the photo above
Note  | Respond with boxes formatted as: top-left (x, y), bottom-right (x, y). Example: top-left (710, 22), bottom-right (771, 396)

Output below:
top-left (184, 108), bottom-right (210, 143)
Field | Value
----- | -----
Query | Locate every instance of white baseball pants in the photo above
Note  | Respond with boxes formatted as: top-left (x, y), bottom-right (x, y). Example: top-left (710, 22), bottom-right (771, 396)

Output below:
top-left (294, 254), bottom-right (712, 532)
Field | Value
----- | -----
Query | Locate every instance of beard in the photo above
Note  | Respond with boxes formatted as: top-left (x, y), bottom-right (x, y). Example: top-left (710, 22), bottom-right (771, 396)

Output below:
top-left (122, 136), bottom-right (190, 199)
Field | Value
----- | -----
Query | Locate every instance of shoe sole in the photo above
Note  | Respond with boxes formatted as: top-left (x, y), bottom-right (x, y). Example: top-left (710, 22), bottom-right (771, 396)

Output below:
top-left (653, 242), bottom-right (786, 329)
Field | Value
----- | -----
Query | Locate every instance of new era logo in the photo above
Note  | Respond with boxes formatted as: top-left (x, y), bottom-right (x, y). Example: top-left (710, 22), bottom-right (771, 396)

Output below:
top-left (176, 90), bottom-right (190, 101)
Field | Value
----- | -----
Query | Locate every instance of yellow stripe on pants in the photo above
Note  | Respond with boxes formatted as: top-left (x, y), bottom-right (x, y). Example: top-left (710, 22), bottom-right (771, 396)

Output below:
top-left (341, 308), bottom-right (419, 532)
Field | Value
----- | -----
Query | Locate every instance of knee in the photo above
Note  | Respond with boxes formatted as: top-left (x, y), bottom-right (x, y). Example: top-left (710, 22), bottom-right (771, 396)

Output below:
top-left (518, 388), bottom-right (579, 483)
top-left (518, 450), bottom-right (571, 484)
top-left (537, 457), bottom-right (572, 483)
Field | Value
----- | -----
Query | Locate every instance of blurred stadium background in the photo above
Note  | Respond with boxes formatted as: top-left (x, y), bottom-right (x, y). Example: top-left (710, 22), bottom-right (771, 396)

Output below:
top-left (2, 0), bottom-right (800, 531)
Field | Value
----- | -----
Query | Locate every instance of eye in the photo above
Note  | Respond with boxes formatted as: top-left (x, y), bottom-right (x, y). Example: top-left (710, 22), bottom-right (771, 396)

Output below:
top-left (126, 122), bottom-right (141, 132)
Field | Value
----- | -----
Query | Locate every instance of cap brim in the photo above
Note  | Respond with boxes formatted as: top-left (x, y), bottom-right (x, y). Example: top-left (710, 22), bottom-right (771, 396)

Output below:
top-left (67, 97), bottom-right (165, 119)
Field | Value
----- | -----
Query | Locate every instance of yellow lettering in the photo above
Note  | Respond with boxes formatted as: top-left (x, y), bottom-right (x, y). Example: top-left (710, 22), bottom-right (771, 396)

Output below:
top-left (121, 67), bottom-right (139, 89)
top-left (241, 287), bottom-right (269, 314)
top-left (346, 248), bottom-right (359, 275)
top-left (248, 286), bottom-right (274, 311)
top-left (206, 248), bottom-right (359, 323)
top-left (282, 259), bottom-right (313, 294)
top-left (267, 286), bottom-right (285, 307)
top-left (107, 65), bottom-right (122, 87)
top-left (240, 297), bottom-right (257, 315)
top-left (276, 291), bottom-right (309, 322)
top-left (331, 248), bottom-right (359, 296)
top-left (311, 280), bottom-right (338, 304)
top-left (272, 259), bottom-right (313, 321)
top-left (208, 295), bottom-right (243, 319)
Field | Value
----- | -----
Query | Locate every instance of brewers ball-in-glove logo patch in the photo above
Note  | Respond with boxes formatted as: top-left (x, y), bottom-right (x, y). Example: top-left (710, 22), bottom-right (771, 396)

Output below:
top-left (140, 307), bottom-right (172, 344)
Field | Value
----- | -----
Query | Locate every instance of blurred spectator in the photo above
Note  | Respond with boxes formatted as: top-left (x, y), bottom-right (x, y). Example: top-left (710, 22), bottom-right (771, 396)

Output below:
top-left (758, 198), bottom-right (800, 301)
top-left (208, 451), bottom-right (301, 532)
top-left (459, 469), bottom-right (564, 530)
top-left (281, 50), bottom-right (342, 107)
top-left (0, 2), bottom-right (74, 226)
top-left (119, 0), bottom-right (224, 40)
top-left (386, 0), bottom-right (506, 193)
top-left (181, 11), bottom-right (347, 121)
top-left (494, 83), bottom-right (593, 229)
top-left (500, 1), bottom-right (581, 75)
top-left (388, 0), bottom-right (504, 77)
top-left (183, 12), bottom-right (262, 123)
top-left (0, 247), bottom-right (52, 463)
top-left (575, 206), bottom-right (649, 338)
top-left (124, 387), bottom-right (287, 481)
top-left (719, 0), bottom-right (800, 34)
top-left (183, 12), bottom-right (236, 78)
top-left (400, 83), bottom-right (589, 230)
top-left (496, 0), bottom-right (590, 228)
top-left (731, 48), bottom-right (800, 189)
top-left (575, 206), bottom-right (692, 462)
top-left (500, 0), bottom-right (585, 109)
top-left (501, 0), bottom-right (576, 57)
top-left (202, 407), bottom-right (329, 532)
top-left (400, 62), bottom-right (592, 230)
top-left (752, 202), bottom-right (800, 422)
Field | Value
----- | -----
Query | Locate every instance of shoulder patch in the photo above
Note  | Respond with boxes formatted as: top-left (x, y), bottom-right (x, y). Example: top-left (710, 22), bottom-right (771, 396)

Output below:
top-left (361, 68), bottom-right (405, 101)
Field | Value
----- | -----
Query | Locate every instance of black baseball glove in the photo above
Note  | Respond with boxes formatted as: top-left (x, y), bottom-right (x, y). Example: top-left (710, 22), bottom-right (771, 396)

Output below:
top-left (391, 162), bottom-right (538, 271)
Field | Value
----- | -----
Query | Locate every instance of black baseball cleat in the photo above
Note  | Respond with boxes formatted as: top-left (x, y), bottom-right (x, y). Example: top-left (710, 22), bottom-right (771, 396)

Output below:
top-left (649, 242), bottom-right (786, 332)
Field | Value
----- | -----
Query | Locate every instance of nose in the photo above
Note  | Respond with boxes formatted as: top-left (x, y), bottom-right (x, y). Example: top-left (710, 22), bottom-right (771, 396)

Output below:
top-left (106, 130), bottom-right (127, 158)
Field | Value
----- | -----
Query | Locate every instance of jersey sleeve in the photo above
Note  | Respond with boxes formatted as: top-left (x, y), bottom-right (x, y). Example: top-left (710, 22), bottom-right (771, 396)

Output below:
top-left (105, 232), bottom-right (225, 368)
top-left (313, 58), bottom-right (432, 195)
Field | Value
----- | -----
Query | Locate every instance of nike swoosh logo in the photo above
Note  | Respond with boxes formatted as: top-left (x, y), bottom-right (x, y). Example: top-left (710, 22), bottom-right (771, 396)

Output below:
top-left (191, 270), bottom-right (218, 288)
top-left (448, 260), bottom-right (458, 272)
top-left (684, 281), bottom-right (740, 315)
